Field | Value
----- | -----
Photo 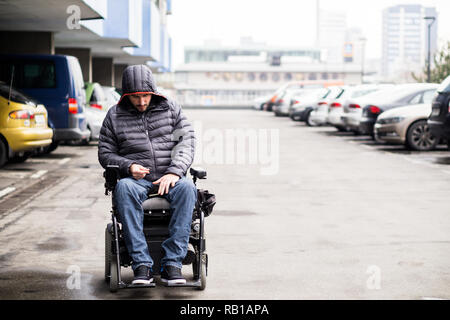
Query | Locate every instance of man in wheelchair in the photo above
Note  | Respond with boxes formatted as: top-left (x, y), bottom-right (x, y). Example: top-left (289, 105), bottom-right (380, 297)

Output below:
top-left (98, 64), bottom-right (198, 287)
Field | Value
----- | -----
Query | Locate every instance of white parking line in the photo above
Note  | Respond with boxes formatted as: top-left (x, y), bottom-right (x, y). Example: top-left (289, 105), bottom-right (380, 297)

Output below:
top-left (59, 157), bottom-right (71, 165)
top-left (0, 187), bottom-right (16, 199)
top-left (30, 170), bottom-right (48, 179)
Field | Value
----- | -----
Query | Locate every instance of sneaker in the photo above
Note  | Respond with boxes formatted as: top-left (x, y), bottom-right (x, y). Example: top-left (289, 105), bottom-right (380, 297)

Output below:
top-left (132, 265), bottom-right (154, 285)
top-left (160, 265), bottom-right (186, 285)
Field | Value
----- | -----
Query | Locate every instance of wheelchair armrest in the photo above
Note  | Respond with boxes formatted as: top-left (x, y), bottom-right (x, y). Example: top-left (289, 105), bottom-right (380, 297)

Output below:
top-left (103, 165), bottom-right (120, 194)
top-left (190, 167), bottom-right (207, 179)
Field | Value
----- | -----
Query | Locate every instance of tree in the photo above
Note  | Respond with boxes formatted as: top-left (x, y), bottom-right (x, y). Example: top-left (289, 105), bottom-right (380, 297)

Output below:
top-left (413, 41), bottom-right (450, 83)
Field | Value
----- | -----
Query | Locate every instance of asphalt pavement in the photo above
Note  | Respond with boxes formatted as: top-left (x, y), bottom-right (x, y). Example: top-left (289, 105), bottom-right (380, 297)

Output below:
top-left (0, 109), bottom-right (449, 299)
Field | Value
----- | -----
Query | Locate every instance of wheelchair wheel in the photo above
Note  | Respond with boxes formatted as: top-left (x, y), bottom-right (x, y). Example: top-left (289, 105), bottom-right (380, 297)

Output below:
top-left (109, 258), bottom-right (119, 293)
top-left (193, 253), bottom-right (207, 290)
top-left (105, 226), bottom-right (112, 283)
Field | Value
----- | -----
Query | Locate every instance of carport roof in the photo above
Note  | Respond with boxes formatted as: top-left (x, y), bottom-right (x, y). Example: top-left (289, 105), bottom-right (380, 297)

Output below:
top-left (0, 0), bottom-right (102, 31)
top-left (0, 0), bottom-right (156, 65)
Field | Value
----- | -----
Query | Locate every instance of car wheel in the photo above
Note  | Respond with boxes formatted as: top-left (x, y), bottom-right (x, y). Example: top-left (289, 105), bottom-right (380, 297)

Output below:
top-left (9, 152), bottom-right (31, 163)
top-left (43, 140), bottom-right (59, 154)
top-left (406, 120), bottom-right (438, 151)
top-left (305, 110), bottom-right (318, 127)
top-left (0, 139), bottom-right (8, 168)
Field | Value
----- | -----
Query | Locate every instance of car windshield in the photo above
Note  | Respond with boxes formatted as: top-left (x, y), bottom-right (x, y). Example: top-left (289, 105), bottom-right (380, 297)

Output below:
top-left (0, 81), bottom-right (37, 105)
top-left (324, 87), bottom-right (344, 99)
top-left (351, 88), bottom-right (379, 99)
top-left (293, 88), bottom-right (328, 100)
top-left (437, 76), bottom-right (450, 93)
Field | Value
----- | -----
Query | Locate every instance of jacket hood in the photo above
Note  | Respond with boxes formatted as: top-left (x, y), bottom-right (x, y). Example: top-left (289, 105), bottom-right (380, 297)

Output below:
top-left (118, 64), bottom-right (167, 108)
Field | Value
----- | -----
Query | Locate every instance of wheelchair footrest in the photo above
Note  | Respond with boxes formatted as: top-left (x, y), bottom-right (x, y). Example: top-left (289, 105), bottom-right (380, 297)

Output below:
top-left (120, 282), bottom-right (156, 289)
top-left (162, 279), bottom-right (202, 287)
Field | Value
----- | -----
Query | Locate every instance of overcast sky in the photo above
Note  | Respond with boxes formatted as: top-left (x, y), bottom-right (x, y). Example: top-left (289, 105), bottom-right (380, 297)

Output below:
top-left (167, 0), bottom-right (450, 68)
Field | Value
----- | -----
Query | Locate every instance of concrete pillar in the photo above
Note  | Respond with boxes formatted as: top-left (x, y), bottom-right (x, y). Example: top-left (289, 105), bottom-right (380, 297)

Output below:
top-left (92, 57), bottom-right (114, 86)
top-left (0, 31), bottom-right (54, 54)
top-left (114, 64), bottom-right (128, 89)
top-left (55, 47), bottom-right (92, 83)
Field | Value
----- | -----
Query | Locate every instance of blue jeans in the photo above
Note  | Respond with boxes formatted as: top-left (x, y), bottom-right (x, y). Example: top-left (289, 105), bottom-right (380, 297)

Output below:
top-left (113, 176), bottom-right (197, 271)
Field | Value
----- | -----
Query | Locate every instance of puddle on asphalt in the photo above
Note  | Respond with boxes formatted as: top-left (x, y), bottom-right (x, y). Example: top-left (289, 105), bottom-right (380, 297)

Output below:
top-left (0, 252), bottom-right (18, 265)
top-left (1, 167), bottom-right (34, 171)
top-left (35, 236), bottom-right (81, 251)
top-left (0, 269), bottom-right (89, 299)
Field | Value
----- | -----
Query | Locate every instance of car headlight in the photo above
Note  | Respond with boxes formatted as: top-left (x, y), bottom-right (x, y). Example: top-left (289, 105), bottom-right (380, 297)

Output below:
top-left (377, 116), bottom-right (405, 124)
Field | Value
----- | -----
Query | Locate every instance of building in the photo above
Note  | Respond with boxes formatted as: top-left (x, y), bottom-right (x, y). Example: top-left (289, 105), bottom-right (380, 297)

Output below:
top-left (316, 7), bottom-right (348, 64)
top-left (173, 38), bottom-right (363, 107)
top-left (381, 4), bottom-right (438, 81)
top-left (0, 0), bottom-right (173, 87)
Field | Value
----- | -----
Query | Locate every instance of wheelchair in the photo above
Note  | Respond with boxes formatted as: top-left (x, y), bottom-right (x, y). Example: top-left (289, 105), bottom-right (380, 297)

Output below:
top-left (103, 165), bottom-right (215, 293)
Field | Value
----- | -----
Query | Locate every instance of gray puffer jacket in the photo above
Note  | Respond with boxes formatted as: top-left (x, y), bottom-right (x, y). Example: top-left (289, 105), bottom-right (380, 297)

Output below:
top-left (98, 65), bottom-right (196, 182)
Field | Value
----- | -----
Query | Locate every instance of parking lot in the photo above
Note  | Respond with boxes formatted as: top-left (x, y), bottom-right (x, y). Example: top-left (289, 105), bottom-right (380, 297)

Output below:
top-left (0, 108), bottom-right (449, 299)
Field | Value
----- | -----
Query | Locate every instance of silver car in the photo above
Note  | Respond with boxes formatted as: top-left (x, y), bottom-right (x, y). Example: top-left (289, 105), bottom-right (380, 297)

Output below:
top-left (374, 101), bottom-right (440, 151)
top-left (341, 86), bottom-right (402, 134)
top-left (289, 88), bottom-right (330, 121)
top-left (307, 86), bottom-right (344, 126)
top-left (327, 85), bottom-right (389, 131)
top-left (85, 85), bottom-right (120, 141)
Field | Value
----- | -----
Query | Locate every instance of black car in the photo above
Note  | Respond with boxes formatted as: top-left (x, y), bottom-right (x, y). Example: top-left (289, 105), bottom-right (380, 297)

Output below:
top-left (428, 75), bottom-right (450, 147)
top-left (359, 83), bottom-right (439, 136)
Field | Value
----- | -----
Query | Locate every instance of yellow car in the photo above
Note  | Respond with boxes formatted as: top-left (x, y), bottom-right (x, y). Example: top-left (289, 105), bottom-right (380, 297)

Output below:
top-left (0, 82), bottom-right (53, 167)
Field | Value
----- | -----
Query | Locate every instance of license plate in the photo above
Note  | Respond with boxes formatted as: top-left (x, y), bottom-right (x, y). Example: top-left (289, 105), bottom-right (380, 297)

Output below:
top-left (35, 114), bottom-right (45, 126)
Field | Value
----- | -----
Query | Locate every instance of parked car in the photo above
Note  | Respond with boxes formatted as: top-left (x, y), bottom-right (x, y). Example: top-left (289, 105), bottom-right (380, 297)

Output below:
top-left (374, 103), bottom-right (439, 151)
top-left (85, 82), bottom-right (108, 110)
top-left (102, 86), bottom-right (121, 110)
top-left (359, 83), bottom-right (438, 136)
top-left (327, 84), bottom-right (391, 132)
top-left (341, 86), bottom-right (400, 135)
top-left (272, 89), bottom-right (306, 116)
top-left (428, 75), bottom-right (450, 148)
top-left (0, 82), bottom-right (53, 167)
top-left (0, 54), bottom-right (90, 150)
top-left (253, 94), bottom-right (272, 111)
top-left (84, 82), bottom-right (117, 142)
top-left (289, 88), bottom-right (329, 121)
top-left (305, 86), bottom-right (344, 126)
top-left (264, 82), bottom-right (306, 111)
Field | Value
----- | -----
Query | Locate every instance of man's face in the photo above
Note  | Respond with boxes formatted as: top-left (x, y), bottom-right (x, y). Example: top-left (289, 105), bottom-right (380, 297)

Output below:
top-left (128, 93), bottom-right (152, 112)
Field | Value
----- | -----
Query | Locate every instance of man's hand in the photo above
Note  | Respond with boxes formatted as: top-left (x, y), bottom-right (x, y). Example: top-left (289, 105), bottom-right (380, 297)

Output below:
top-left (129, 164), bottom-right (150, 180)
top-left (152, 173), bottom-right (180, 195)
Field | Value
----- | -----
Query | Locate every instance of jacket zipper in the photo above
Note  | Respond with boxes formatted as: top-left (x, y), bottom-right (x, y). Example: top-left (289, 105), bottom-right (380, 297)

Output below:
top-left (142, 112), bottom-right (158, 178)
